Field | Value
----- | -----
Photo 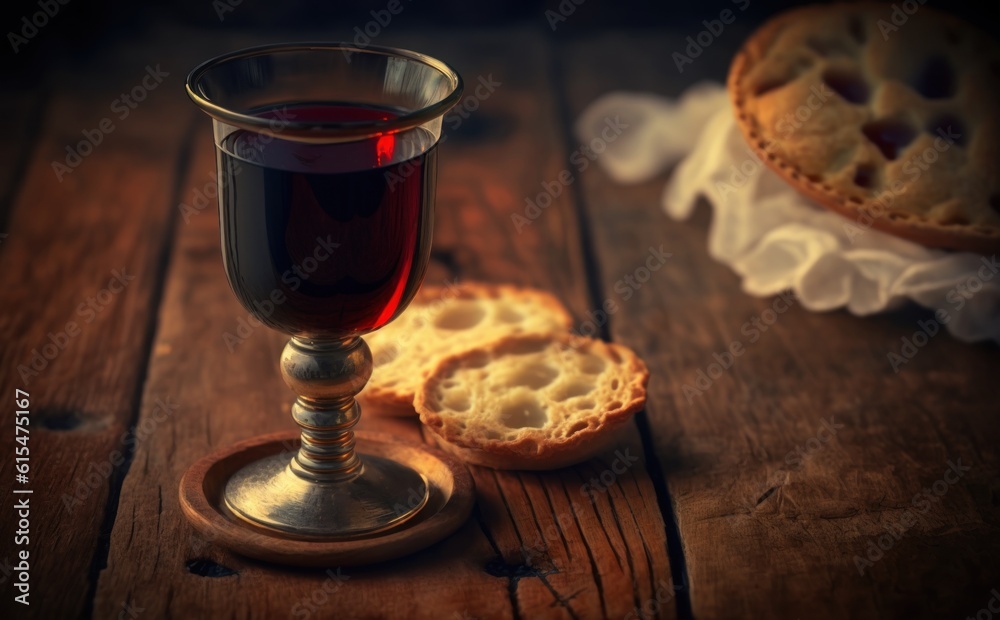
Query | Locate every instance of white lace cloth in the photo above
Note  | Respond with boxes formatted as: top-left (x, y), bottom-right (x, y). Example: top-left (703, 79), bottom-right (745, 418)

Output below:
top-left (575, 83), bottom-right (1000, 343)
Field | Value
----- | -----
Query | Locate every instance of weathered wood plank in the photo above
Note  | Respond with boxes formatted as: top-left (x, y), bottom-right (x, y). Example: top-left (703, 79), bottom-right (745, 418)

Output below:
top-left (0, 43), bottom-right (197, 618)
top-left (0, 88), bottom-right (47, 232)
top-left (92, 27), bottom-right (672, 620)
top-left (559, 30), bottom-right (1000, 620)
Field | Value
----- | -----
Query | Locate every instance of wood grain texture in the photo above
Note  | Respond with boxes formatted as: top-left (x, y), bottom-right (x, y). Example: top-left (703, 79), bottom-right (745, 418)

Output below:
top-left (90, 27), bottom-right (673, 620)
top-left (558, 30), bottom-right (1000, 620)
top-left (0, 43), bottom-right (197, 618)
top-left (0, 88), bottom-right (47, 230)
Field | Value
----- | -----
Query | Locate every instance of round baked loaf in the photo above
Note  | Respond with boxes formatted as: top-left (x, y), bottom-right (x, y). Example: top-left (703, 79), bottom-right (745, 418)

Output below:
top-left (729, 3), bottom-right (1000, 253)
top-left (362, 283), bottom-right (574, 415)
top-left (414, 333), bottom-right (649, 470)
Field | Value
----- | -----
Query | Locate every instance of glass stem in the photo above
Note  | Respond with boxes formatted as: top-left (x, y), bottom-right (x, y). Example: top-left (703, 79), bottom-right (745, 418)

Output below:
top-left (280, 335), bottom-right (372, 483)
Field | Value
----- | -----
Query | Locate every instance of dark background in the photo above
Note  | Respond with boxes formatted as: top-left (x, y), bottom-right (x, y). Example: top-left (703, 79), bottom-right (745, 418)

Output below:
top-left (3, 0), bottom-right (998, 84)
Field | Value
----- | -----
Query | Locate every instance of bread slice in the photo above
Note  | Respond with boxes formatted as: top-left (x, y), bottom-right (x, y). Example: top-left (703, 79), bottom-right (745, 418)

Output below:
top-left (362, 283), bottom-right (574, 415)
top-left (414, 333), bottom-right (649, 470)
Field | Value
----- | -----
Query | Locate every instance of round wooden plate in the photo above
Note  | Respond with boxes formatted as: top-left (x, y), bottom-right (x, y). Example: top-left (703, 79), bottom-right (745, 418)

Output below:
top-left (179, 430), bottom-right (475, 567)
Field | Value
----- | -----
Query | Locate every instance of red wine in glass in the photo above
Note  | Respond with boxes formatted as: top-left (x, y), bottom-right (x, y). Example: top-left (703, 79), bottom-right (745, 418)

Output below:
top-left (217, 103), bottom-right (437, 338)
top-left (186, 43), bottom-right (464, 542)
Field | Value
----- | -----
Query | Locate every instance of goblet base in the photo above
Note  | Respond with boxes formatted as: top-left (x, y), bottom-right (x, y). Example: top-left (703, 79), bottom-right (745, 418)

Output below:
top-left (179, 431), bottom-right (474, 566)
top-left (224, 451), bottom-right (429, 538)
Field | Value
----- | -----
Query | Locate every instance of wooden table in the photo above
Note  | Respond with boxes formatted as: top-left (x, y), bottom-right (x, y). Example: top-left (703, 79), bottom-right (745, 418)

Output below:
top-left (2, 23), bottom-right (998, 620)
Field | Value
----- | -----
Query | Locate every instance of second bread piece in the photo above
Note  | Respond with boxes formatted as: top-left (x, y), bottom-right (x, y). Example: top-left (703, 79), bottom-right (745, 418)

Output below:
top-left (363, 283), bottom-right (574, 415)
top-left (415, 333), bottom-right (649, 470)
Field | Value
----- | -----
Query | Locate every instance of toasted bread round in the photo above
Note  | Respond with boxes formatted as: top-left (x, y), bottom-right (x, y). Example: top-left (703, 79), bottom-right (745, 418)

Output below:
top-left (362, 283), bottom-right (574, 415)
top-left (729, 3), bottom-right (1000, 253)
top-left (414, 333), bottom-right (649, 470)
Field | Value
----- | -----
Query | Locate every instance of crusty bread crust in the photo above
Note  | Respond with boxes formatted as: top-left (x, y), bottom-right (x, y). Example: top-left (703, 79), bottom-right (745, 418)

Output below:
top-left (415, 333), bottom-right (649, 471)
top-left (362, 282), bottom-right (574, 414)
top-left (421, 423), bottom-right (630, 471)
top-left (728, 3), bottom-right (1000, 254)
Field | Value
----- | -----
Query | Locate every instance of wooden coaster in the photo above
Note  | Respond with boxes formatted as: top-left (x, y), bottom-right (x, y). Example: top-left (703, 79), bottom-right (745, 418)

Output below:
top-left (179, 430), bottom-right (475, 567)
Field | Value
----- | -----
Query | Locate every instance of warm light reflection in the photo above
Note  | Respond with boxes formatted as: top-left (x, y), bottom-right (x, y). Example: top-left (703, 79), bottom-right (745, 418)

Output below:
top-left (376, 133), bottom-right (395, 167)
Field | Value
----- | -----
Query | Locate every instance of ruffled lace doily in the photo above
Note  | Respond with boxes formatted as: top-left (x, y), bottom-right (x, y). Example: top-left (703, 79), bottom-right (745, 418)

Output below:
top-left (575, 84), bottom-right (999, 343)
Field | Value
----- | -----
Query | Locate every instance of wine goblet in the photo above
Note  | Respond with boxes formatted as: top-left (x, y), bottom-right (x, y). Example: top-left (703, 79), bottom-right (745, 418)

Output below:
top-left (186, 43), bottom-right (462, 538)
